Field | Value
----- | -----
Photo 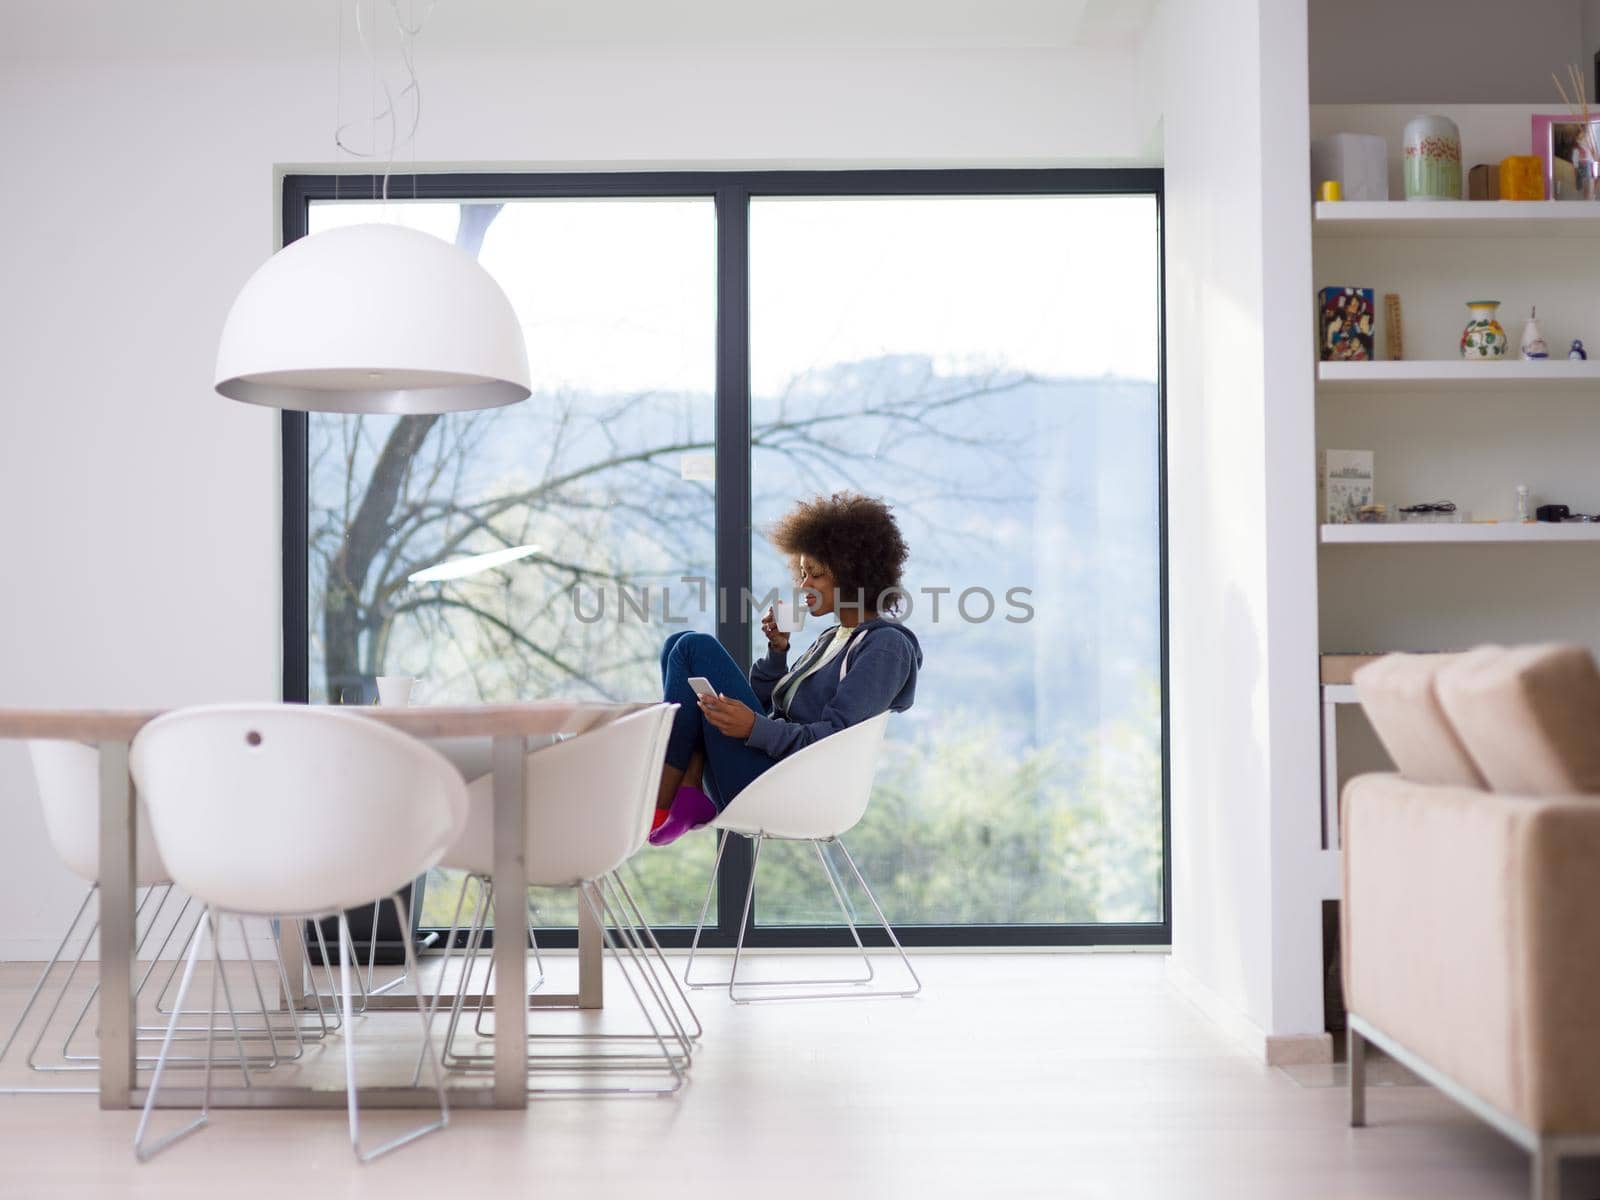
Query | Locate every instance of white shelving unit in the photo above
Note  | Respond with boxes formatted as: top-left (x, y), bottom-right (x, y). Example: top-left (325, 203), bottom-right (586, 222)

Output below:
top-left (1318, 359), bottom-right (1600, 393)
top-left (1314, 200), bottom-right (1600, 239)
top-left (1310, 185), bottom-right (1600, 906)
top-left (1321, 522), bottom-right (1600, 544)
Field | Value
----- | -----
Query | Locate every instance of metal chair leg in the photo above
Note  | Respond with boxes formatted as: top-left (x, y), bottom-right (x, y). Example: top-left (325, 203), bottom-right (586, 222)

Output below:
top-left (726, 836), bottom-right (763, 1001)
top-left (235, 918), bottom-right (293, 1066)
top-left (147, 908), bottom-right (327, 1046)
top-left (832, 837), bottom-right (921, 998)
top-left (527, 873), bottom-right (693, 1065)
top-left (134, 908), bottom-right (220, 1162)
top-left (423, 876), bottom-right (693, 1088)
top-left (698, 835), bottom-right (917, 1003)
top-left (520, 882), bottom-right (684, 1096)
top-left (609, 870), bottom-right (702, 1042)
top-left (363, 893), bottom-right (410, 999)
top-left (443, 881), bottom-right (494, 1070)
top-left (340, 900), bottom-right (448, 1163)
top-left (415, 872), bottom-right (486, 1082)
top-left (470, 881), bottom-right (546, 1041)
top-left (33, 886), bottom-right (259, 1072)
top-left (682, 829), bottom-right (730, 989)
top-left (42, 900), bottom-right (303, 1072)
top-left (0, 887), bottom-right (97, 1094)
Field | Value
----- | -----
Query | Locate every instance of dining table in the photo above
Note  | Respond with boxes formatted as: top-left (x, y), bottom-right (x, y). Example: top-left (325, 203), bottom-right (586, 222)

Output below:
top-left (0, 700), bottom-right (647, 1112)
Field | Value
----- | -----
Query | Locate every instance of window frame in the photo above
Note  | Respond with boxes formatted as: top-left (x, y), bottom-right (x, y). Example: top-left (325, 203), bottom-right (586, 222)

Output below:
top-left (281, 167), bottom-right (1169, 949)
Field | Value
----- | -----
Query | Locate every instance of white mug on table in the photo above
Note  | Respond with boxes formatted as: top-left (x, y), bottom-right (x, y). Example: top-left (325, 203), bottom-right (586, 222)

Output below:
top-left (376, 676), bottom-right (416, 706)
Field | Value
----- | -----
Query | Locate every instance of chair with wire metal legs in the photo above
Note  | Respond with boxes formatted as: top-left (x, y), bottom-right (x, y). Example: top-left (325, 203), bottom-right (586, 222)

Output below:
top-left (128, 704), bottom-right (467, 1163)
top-left (419, 865), bottom-right (696, 1089)
top-left (3, 743), bottom-right (326, 1094)
top-left (415, 704), bottom-right (691, 1095)
top-left (422, 873), bottom-right (689, 1095)
top-left (680, 713), bottom-right (920, 1003)
top-left (136, 896), bottom-right (447, 1163)
top-left (4, 885), bottom-right (326, 1086)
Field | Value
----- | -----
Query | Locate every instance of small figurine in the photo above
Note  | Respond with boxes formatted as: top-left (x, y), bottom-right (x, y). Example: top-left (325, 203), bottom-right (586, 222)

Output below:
top-left (1571, 339), bottom-right (1588, 360)
top-left (1520, 307), bottom-right (1549, 359)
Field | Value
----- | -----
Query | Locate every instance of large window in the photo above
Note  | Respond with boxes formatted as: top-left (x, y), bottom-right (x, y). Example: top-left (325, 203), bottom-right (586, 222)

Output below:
top-left (286, 171), bottom-right (1166, 946)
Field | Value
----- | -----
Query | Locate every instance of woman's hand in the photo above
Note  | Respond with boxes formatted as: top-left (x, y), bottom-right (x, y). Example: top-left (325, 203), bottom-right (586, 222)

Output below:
top-left (699, 692), bottom-right (757, 739)
top-left (761, 607), bottom-right (790, 654)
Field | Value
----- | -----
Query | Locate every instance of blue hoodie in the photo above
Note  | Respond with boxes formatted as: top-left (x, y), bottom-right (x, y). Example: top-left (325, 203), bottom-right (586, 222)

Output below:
top-left (744, 617), bottom-right (923, 759)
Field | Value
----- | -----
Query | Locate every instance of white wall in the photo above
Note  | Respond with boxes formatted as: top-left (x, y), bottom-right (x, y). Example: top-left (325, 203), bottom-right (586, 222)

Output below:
top-left (1158, 0), bottom-right (1326, 1052)
top-left (0, 40), bottom-right (1152, 958)
top-left (1310, 0), bottom-right (1584, 104)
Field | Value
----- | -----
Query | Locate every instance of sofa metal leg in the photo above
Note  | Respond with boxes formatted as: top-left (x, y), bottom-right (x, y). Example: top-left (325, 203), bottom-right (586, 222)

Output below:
top-left (1348, 1025), bottom-right (1365, 1128)
top-left (1531, 1143), bottom-right (1559, 1200)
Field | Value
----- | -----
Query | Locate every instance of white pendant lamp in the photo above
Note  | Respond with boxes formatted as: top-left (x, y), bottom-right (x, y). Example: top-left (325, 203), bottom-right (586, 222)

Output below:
top-left (214, 222), bottom-right (530, 415)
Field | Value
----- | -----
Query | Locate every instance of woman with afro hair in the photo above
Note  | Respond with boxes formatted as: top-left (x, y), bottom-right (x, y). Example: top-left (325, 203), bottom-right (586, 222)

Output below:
top-left (648, 492), bottom-right (923, 846)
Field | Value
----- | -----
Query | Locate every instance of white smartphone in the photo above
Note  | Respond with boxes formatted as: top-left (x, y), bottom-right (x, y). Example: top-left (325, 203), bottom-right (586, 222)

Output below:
top-left (687, 676), bottom-right (720, 700)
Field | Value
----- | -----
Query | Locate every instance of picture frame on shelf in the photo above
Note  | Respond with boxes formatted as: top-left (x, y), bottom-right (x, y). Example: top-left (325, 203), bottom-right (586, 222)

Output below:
top-left (1531, 113), bottom-right (1600, 199)
top-left (1318, 287), bottom-right (1374, 362)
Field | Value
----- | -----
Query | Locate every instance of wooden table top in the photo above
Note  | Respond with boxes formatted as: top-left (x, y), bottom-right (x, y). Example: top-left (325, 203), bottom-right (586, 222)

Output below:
top-left (0, 700), bottom-right (650, 742)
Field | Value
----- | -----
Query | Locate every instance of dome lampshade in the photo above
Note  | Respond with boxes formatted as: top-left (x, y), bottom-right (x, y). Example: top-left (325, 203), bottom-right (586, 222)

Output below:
top-left (214, 223), bottom-right (531, 414)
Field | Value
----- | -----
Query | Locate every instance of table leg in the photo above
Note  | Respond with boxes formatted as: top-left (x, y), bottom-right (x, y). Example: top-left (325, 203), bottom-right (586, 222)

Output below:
top-left (490, 735), bottom-right (528, 1108)
top-left (97, 742), bottom-right (135, 1110)
top-left (578, 884), bottom-right (604, 1009)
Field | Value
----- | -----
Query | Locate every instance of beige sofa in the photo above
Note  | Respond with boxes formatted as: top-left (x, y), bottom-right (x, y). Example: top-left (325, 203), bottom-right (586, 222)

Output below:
top-left (1345, 645), bottom-right (1600, 1199)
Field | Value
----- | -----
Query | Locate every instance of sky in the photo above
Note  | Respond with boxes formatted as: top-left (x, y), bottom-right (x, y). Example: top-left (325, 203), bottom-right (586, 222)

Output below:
top-left (310, 191), bottom-right (1160, 395)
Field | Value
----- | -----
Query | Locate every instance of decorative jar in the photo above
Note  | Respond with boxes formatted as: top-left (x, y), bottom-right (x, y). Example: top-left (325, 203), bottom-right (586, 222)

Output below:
top-left (1500, 155), bottom-right (1545, 201)
top-left (1403, 115), bottom-right (1462, 200)
top-left (1460, 301), bottom-right (1507, 359)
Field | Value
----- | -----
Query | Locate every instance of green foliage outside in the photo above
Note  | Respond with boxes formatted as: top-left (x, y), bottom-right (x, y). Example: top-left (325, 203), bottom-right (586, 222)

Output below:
top-left (419, 685), bottom-right (1162, 932)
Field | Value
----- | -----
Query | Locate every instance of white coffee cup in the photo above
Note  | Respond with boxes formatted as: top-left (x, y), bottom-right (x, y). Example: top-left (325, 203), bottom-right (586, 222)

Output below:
top-left (771, 599), bottom-right (807, 635)
top-left (376, 676), bottom-right (416, 706)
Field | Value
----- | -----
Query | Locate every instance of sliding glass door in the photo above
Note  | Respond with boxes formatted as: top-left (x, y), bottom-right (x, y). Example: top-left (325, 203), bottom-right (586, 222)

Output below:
top-left (285, 170), bottom-right (1167, 946)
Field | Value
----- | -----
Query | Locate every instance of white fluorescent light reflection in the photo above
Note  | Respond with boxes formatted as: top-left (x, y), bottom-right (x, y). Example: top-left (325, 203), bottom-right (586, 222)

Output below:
top-left (408, 544), bottom-right (541, 584)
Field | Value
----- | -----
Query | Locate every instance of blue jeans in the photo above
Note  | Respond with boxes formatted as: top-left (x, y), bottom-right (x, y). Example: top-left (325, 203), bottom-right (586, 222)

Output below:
top-left (660, 630), bottom-right (776, 811)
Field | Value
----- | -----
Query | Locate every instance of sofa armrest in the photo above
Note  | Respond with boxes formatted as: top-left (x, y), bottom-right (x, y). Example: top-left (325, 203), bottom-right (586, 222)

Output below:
top-left (1341, 773), bottom-right (1600, 1134)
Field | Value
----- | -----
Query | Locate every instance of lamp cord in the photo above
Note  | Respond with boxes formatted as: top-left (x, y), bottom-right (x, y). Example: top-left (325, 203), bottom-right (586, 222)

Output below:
top-left (332, 0), bottom-right (434, 204)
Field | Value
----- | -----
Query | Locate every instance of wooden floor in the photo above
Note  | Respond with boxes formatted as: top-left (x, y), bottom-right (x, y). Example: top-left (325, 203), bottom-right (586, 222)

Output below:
top-left (0, 952), bottom-right (1594, 1199)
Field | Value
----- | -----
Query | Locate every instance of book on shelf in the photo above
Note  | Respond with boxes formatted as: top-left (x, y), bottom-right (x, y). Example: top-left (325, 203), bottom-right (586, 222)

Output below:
top-left (1319, 450), bottom-right (1373, 524)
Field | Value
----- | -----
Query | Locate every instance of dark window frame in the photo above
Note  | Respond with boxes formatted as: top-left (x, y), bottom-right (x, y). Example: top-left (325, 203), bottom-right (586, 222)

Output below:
top-left (281, 167), bottom-right (1169, 949)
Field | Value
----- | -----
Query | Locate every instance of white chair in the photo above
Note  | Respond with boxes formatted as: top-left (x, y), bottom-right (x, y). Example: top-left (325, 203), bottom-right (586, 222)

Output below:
top-left (423, 703), bottom-right (693, 1094)
top-left (683, 712), bottom-right (920, 1002)
top-left (129, 704), bottom-right (466, 1162)
top-left (1, 742), bottom-right (320, 1093)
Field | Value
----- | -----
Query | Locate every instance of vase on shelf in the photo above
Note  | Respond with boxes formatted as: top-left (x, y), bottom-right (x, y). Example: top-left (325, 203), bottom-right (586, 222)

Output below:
top-left (1460, 301), bottom-right (1507, 359)
top-left (1402, 115), bottom-right (1462, 200)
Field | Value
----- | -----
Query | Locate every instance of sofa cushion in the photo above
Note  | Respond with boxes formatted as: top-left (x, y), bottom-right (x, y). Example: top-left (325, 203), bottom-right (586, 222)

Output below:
top-left (1352, 651), bottom-right (1489, 788)
top-left (1435, 643), bottom-right (1600, 795)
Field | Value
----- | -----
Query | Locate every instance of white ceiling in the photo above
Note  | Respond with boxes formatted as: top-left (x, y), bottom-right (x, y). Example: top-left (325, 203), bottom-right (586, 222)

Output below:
top-left (2, 0), bottom-right (1160, 58)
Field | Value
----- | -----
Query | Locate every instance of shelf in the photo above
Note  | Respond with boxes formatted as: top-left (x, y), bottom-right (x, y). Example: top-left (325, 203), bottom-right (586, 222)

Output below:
top-left (1321, 523), bottom-right (1600, 544)
top-left (1314, 200), bottom-right (1600, 238)
top-left (1317, 360), bottom-right (1600, 393)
